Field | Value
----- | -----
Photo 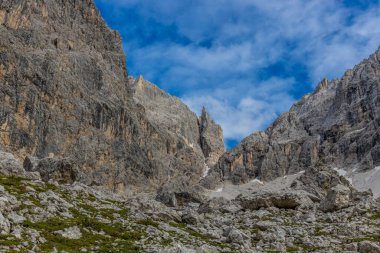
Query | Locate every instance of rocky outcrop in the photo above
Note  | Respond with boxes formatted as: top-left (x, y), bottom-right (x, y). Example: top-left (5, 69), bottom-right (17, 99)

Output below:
top-left (199, 107), bottom-right (225, 167)
top-left (130, 76), bottom-right (224, 205)
top-left (216, 47), bottom-right (380, 185)
top-left (26, 157), bottom-right (80, 184)
top-left (319, 184), bottom-right (352, 212)
top-left (155, 176), bottom-right (206, 207)
top-left (0, 0), bottom-right (224, 194)
top-left (0, 151), bottom-right (24, 176)
top-left (291, 167), bottom-right (352, 200)
top-left (130, 76), bottom-right (224, 169)
top-left (131, 76), bottom-right (204, 157)
top-left (237, 190), bottom-right (314, 210)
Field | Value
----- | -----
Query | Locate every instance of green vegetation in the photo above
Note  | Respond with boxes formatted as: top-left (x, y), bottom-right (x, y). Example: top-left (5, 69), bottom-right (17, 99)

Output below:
top-left (160, 238), bottom-right (173, 246)
top-left (350, 233), bottom-right (380, 242)
top-left (0, 234), bottom-right (22, 247)
top-left (137, 218), bottom-right (159, 228)
top-left (315, 227), bottom-right (329, 236)
top-left (251, 228), bottom-right (259, 234)
top-left (369, 213), bottom-right (380, 220)
top-left (77, 203), bottom-right (98, 214)
top-left (22, 208), bottom-right (143, 252)
top-left (293, 241), bottom-right (321, 251)
top-left (0, 176), bottom-right (30, 196)
top-left (169, 222), bottom-right (230, 250)
top-left (0, 175), bottom-right (142, 252)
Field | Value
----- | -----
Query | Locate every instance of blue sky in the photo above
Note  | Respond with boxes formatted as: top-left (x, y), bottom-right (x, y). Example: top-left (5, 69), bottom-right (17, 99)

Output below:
top-left (94, 0), bottom-right (380, 149)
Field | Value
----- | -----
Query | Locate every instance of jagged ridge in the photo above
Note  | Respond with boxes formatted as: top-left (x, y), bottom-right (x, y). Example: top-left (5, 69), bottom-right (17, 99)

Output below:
top-left (215, 47), bottom-right (380, 197)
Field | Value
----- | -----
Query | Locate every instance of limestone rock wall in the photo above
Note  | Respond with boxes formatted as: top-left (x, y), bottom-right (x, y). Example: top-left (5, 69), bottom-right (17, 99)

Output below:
top-left (216, 48), bottom-right (380, 184)
top-left (0, 0), bottom-right (225, 193)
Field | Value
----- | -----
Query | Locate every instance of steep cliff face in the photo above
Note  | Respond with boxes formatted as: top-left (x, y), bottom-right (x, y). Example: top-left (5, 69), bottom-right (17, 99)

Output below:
top-left (0, 0), bottom-right (224, 193)
top-left (129, 76), bottom-right (225, 205)
top-left (217, 48), bottom-right (380, 186)
top-left (199, 107), bottom-right (225, 167)
top-left (131, 76), bottom-right (204, 159)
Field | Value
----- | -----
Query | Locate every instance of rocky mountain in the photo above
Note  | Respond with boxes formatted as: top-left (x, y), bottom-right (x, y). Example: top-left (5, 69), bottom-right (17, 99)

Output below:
top-left (0, 0), bottom-right (224, 196)
top-left (215, 48), bottom-right (380, 197)
top-left (1, 0), bottom-right (380, 252)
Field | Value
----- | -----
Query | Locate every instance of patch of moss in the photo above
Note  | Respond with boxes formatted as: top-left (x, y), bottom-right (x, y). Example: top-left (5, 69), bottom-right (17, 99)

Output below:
top-left (78, 203), bottom-right (98, 214)
top-left (286, 247), bottom-right (299, 252)
top-left (118, 208), bottom-right (129, 217)
top-left (88, 194), bottom-right (97, 202)
top-left (160, 238), bottom-right (173, 246)
top-left (40, 230), bottom-right (140, 253)
top-left (293, 241), bottom-right (321, 251)
top-left (169, 222), bottom-right (230, 249)
top-left (314, 227), bottom-right (329, 236)
top-left (0, 176), bottom-right (30, 196)
top-left (99, 208), bottom-right (117, 220)
top-left (33, 183), bottom-right (59, 193)
top-left (169, 222), bottom-right (187, 229)
top-left (251, 228), bottom-right (259, 234)
top-left (137, 218), bottom-right (159, 228)
top-left (349, 233), bottom-right (380, 243)
top-left (261, 216), bottom-right (274, 221)
top-left (23, 217), bottom-right (73, 232)
top-left (0, 234), bottom-right (22, 247)
top-left (369, 213), bottom-right (380, 220)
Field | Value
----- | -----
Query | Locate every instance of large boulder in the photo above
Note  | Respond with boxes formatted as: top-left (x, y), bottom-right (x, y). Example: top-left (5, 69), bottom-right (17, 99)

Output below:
top-left (198, 197), bottom-right (241, 214)
top-left (26, 157), bottom-right (80, 184)
top-left (358, 241), bottom-right (380, 253)
top-left (292, 167), bottom-right (352, 200)
top-left (0, 212), bottom-right (10, 234)
top-left (181, 211), bottom-right (199, 225)
top-left (156, 176), bottom-right (206, 207)
top-left (237, 190), bottom-right (314, 210)
top-left (319, 184), bottom-right (352, 212)
top-left (0, 151), bottom-right (25, 176)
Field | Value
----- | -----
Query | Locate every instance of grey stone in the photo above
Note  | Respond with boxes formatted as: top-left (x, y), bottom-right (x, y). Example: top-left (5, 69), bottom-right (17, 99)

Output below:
top-left (199, 107), bottom-right (225, 167)
top-left (0, 212), bottom-right (10, 233)
top-left (156, 177), bottom-right (205, 207)
top-left (226, 229), bottom-right (245, 244)
top-left (319, 184), bottom-right (352, 212)
top-left (0, 151), bottom-right (25, 176)
top-left (198, 197), bottom-right (241, 214)
top-left (7, 212), bottom-right (26, 224)
top-left (358, 241), bottom-right (380, 253)
top-left (32, 157), bottom-right (80, 184)
top-left (181, 212), bottom-right (198, 225)
top-left (54, 226), bottom-right (82, 240)
top-left (23, 156), bottom-right (39, 172)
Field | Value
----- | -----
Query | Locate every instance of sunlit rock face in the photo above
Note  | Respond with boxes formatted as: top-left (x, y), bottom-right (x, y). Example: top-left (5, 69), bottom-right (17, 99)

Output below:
top-left (0, 0), bottom-right (225, 193)
top-left (130, 76), bottom-right (225, 205)
top-left (216, 48), bottom-right (380, 186)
